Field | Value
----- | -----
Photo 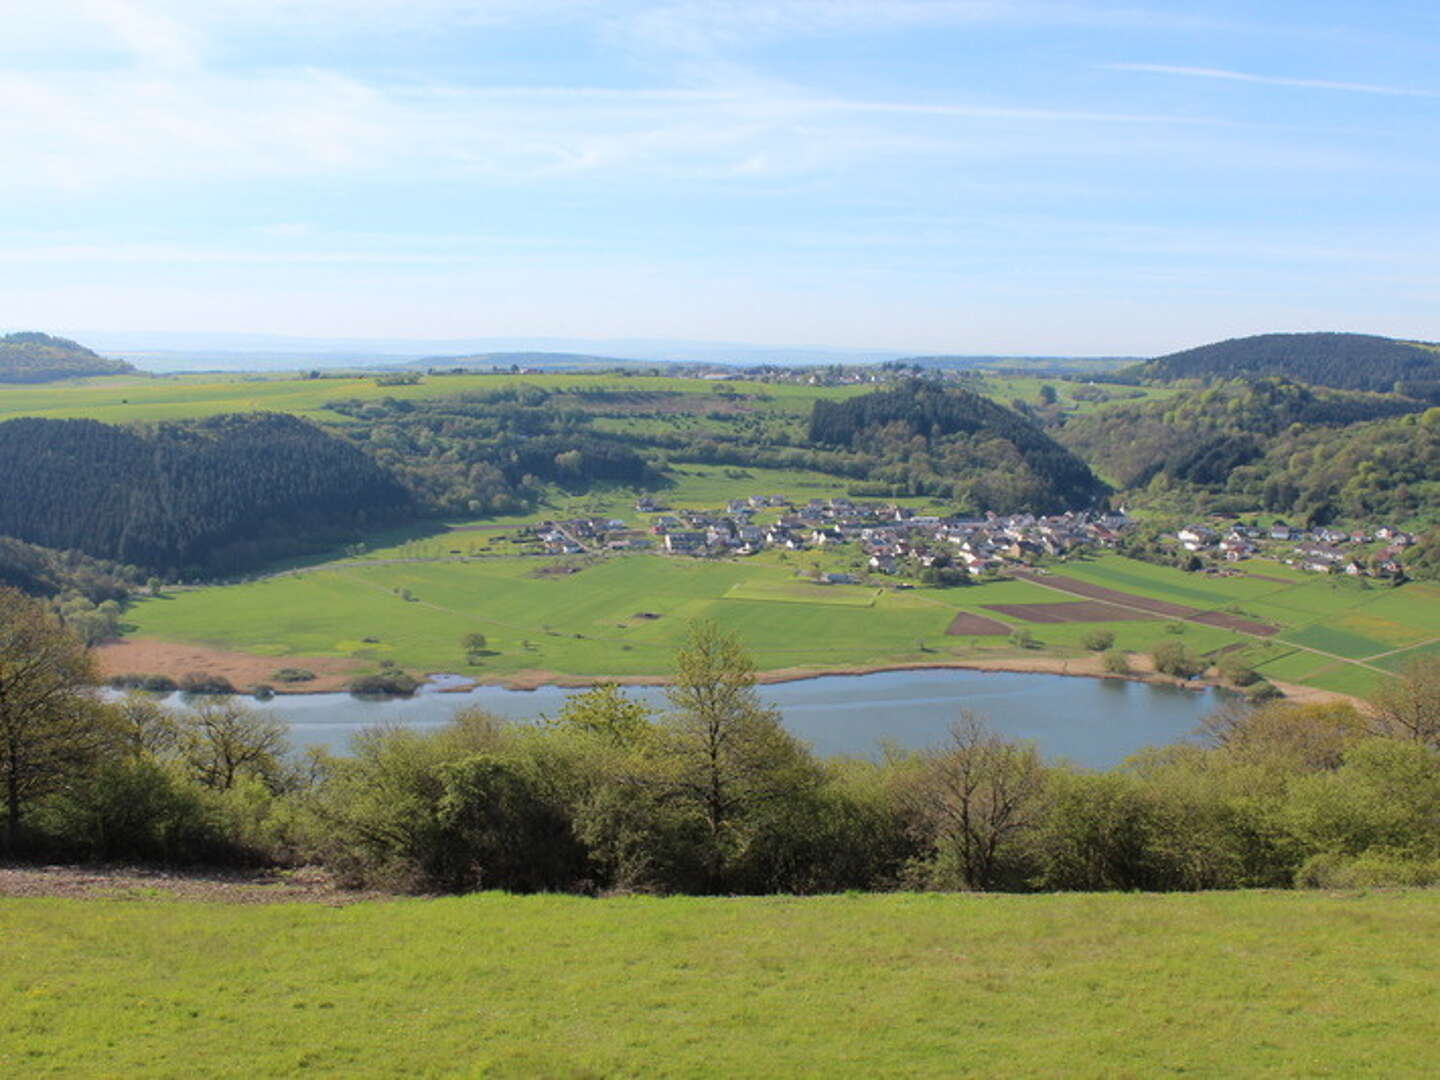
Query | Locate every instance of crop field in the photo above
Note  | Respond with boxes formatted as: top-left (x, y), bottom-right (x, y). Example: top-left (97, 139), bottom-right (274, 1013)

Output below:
top-left (724, 580), bottom-right (880, 606)
top-left (3, 890), bottom-right (1438, 1077)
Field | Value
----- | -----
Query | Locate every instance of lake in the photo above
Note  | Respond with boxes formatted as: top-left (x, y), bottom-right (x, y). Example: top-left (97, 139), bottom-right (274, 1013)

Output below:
top-left (192, 669), bottom-right (1232, 768)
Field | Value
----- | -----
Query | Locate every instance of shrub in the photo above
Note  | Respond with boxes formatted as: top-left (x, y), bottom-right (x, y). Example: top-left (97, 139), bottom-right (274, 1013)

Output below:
top-left (348, 671), bottom-right (423, 697)
top-left (142, 674), bottom-right (178, 693)
top-left (1296, 852), bottom-right (1440, 889)
top-left (1218, 655), bottom-right (1260, 686)
top-left (270, 668), bottom-right (316, 683)
top-left (1082, 629), bottom-right (1116, 652)
top-left (1151, 641), bottom-right (1205, 679)
top-left (252, 684), bottom-right (275, 701)
top-left (1009, 629), bottom-right (1039, 649)
top-left (1102, 650), bottom-right (1131, 675)
top-left (178, 671), bottom-right (236, 696)
top-left (1246, 681), bottom-right (1284, 703)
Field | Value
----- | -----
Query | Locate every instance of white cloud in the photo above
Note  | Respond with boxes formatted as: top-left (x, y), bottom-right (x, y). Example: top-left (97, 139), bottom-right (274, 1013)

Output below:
top-left (1107, 63), bottom-right (1438, 98)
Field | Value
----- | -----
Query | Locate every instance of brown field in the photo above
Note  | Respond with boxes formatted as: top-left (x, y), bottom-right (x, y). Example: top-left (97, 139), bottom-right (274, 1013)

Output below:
top-left (94, 639), bottom-right (364, 692)
top-left (983, 601), bottom-right (1158, 624)
top-left (944, 612), bottom-right (1013, 636)
top-left (1014, 572), bottom-right (1279, 636)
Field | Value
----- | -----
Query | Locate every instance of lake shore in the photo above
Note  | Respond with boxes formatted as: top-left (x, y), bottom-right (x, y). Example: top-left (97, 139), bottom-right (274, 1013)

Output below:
top-left (95, 637), bottom-right (1365, 709)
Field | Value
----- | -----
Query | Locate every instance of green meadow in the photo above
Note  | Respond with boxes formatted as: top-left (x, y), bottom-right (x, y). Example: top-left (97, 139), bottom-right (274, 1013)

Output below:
top-left (116, 546), bottom-right (1436, 694)
top-left (4, 890), bottom-right (1438, 1077)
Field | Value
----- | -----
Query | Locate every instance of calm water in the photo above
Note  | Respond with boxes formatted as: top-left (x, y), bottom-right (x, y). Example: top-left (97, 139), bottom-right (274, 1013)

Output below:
top-left (168, 670), bottom-right (1232, 768)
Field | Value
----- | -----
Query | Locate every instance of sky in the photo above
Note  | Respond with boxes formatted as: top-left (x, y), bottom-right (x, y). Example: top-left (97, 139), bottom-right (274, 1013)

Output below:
top-left (2, 0), bottom-right (1438, 356)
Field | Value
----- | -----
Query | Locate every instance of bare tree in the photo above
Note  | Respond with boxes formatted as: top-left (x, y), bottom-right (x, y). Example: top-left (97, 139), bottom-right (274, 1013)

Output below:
top-left (906, 712), bottom-right (1046, 890)
top-left (1370, 657), bottom-right (1440, 749)
top-left (180, 698), bottom-right (290, 791)
top-left (0, 586), bottom-right (108, 852)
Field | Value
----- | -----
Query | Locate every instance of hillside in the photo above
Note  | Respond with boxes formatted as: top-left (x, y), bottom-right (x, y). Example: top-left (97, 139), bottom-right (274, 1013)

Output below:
top-left (0, 413), bottom-right (411, 573)
top-left (0, 332), bottom-right (136, 383)
top-left (1130, 332), bottom-right (1440, 399)
top-left (3, 891), bottom-right (1437, 1076)
top-left (809, 381), bottom-right (1107, 511)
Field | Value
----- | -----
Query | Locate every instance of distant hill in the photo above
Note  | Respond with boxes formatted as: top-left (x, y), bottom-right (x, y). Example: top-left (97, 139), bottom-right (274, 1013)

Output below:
top-left (1130, 332), bottom-right (1440, 399)
top-left (896, 354), bottom-right (1139, 376)
top-left (0, 332), bottom-right (136, 383)
top-left (403, 351), bottom-right (659, 372)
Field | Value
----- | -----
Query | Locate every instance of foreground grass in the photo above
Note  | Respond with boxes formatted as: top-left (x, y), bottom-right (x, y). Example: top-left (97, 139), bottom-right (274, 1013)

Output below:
top-left (3, 890), bottom-right (1438, 1077)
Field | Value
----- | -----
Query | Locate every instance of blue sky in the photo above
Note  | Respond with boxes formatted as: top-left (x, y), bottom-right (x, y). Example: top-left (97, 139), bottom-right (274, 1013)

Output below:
top-left (3, 0), bottom-right (1437, 355)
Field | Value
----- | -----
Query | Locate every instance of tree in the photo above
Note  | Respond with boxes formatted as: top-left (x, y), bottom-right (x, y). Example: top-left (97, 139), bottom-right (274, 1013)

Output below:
top-left (661, 620), bottom-right (818, 891)
top-left (0, 586), bottom-right (110, 852)
top-left (904, 714), bottom-right (1047, 890)
top-left (1082, 629), bottom-right (1115, 652)
top-left (179, 698), bottom-right (289, 792)
top-left (1370, 657), bottom-right (1440, 749)
top-left (549, 683), bottom-right (652, 747)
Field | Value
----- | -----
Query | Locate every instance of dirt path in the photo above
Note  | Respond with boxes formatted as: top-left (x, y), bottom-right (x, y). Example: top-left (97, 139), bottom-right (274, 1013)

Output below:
top-left (0, 864), bottom-right (392, 905)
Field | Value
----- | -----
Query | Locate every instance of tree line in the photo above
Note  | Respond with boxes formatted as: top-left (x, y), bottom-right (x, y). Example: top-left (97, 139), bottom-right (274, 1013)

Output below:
top-left (0, 413), bottom-right (413, 576)
top-left (4, 586), bottom-right (1438, 894)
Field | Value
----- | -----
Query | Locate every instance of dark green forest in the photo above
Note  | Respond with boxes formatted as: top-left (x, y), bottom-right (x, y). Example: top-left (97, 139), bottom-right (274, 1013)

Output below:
top-left (0, 414), bottom-right (412, 575)
top-left (0, 332), bottom-right (136, 383)
top-left (807, 381), bottom-right (1105, 510)
top-left (1127, 332), bottom-right (1440, 401)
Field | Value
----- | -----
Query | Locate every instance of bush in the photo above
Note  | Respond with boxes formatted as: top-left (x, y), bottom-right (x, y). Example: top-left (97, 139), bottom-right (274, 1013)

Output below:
top-left (1082, 629), bottom-right (1116, 652)
top-left (1102, 650), bottom-right (1131, 675)
top-left (271, 667), bottom-right (316, 683)
top-left (33, 758), bottom-right (254, 864)
top-left (1217, 655), bottom-right (1260, 686)
top-left (1151, 641), bottom-right (1205, 679)
top-left (178, 671), bottom-right (236, 696)
top-left (1246, 681), bottom-right (1283, 703)
top-left (252, 684), bottom-right (275, 701)
top-left (110, 672), bottom-right (179, 693)
top-left (1009, 629), bottom-right (1039, 649)
top-left (348, 671), bottom-right (423, 697)
top-left (1296, 852), bottom-right (1440, 889)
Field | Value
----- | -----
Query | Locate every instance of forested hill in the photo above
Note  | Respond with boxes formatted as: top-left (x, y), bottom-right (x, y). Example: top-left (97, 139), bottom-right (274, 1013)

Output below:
top-left (0, 413), bottom-right (411, 574)
top-left (0, 332), bottom-right (137, 382)
top-left (1129, 332), bottom-right (1440, 399)
top-left (809, 381), bottom-right (1105, 511)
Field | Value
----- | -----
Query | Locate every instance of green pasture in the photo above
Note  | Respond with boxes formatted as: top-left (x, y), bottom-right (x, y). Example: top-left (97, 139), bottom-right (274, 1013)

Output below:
top-left (128, 555), bottom-right (1014, 677)
top-left (118, 550), bottom-right (1440, 694)
top-left (4, 890), bottom-right (1438, 1077)
top-left (0, 371), bottom-right (870, 425)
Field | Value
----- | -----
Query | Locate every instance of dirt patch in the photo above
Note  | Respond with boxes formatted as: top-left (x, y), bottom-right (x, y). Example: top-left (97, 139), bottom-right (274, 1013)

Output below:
top-left (0, 864), bottom-right (392, 905)
top-left (944, 612), bottom-right (1012, 636)
top-left (94, 639), bottom-right (364, 693)
top-left (1188, 611), bottom-right (1283, 636)
top-left (1013, 571), bottom-right (1279, 636)
top-left (983, 601), bottom-right (1158, 624)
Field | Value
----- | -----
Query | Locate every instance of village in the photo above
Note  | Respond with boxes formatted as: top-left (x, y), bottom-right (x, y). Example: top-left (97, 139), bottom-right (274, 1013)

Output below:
top-left (1175, 521), bottom-right (1417, 578)
top-left (528, 495), bottom-right (1132, 580)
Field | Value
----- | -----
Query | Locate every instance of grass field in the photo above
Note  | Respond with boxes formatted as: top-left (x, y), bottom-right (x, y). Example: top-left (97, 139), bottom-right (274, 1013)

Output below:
top-left (3, 890), bottom-right (1438, 1077)
top-left (114, 550), bottom-right (1440, 695)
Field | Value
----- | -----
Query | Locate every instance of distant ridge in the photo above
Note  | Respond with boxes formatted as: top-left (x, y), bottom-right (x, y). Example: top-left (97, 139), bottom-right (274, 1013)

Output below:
top-left (0, 332), bottom-right (136, 383)
top-left (403, 351), bottom-right (657, 371)
top-left (1131, 332), bottom-right (1440, 399)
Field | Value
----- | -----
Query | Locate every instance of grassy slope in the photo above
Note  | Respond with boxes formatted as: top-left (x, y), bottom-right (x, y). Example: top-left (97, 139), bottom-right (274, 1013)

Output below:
top-left (3, 891), bottom-right (1438, 1077)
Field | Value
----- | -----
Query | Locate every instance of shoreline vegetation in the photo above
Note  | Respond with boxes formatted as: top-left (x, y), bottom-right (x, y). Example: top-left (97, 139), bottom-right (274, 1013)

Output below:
top-left (94, 636), bottom-right (1363, 707)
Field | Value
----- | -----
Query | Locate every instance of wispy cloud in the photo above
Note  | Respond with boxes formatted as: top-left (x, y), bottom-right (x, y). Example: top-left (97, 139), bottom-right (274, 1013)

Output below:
top-left (1107, 63), bottom-right (1438, 98)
